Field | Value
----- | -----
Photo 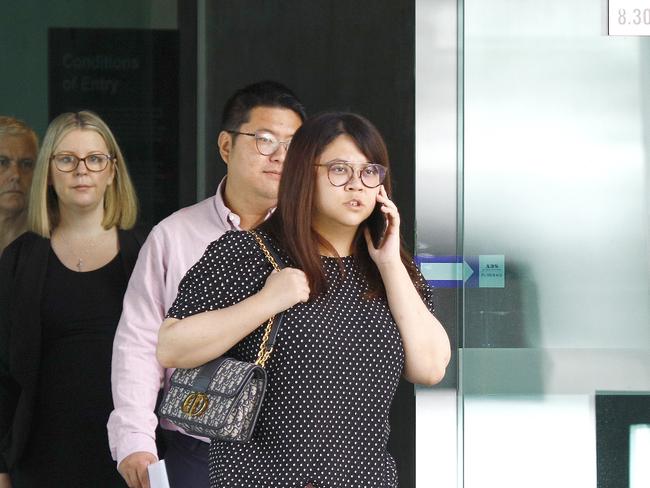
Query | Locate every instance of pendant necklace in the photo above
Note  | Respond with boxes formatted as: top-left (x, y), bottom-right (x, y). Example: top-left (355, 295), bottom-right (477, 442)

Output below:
top-left (57, 230), bottom-right (102, 272)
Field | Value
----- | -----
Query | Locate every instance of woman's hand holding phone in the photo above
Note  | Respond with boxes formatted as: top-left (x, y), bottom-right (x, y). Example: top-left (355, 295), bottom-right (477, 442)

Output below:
top-left (364, 185), bottom-right (402, 268)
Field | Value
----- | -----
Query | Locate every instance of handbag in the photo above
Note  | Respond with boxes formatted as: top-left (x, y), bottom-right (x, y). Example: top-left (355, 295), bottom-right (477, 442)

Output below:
top-left (158, 230), bottom-right (285, 442)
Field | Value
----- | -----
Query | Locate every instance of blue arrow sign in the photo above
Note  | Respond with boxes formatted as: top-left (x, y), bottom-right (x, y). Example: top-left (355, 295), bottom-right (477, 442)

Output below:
top-left (420, 261), bottom-right (474, 282)
top-left (415, 255), bottom-right (505, 288)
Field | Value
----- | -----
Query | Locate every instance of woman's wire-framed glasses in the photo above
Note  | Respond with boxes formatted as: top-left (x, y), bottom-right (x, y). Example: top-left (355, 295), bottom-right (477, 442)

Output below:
top-left (315, 160), bottom-right (388, 188)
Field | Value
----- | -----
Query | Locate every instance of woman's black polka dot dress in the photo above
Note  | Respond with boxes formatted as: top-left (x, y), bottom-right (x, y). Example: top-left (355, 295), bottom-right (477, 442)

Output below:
top-left (167, 231), bottom-right (436, 488)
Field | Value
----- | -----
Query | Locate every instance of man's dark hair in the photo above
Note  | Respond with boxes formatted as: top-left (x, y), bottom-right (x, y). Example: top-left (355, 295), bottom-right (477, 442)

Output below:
top-left (220, 80), bottom-right (306, 131)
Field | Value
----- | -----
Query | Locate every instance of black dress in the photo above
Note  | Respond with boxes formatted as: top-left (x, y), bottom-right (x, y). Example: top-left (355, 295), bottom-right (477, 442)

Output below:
top-left (12, 250), bottom-right (128, 487)
top-left (167, 231), bottom-right (436, 488)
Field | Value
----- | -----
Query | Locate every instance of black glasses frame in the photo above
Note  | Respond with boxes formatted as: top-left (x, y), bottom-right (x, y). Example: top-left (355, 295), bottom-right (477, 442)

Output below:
top-left (0, 157), bottom-right (35, 172)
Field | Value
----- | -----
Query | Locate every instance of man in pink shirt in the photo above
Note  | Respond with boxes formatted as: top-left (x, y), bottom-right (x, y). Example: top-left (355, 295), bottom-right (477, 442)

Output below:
top-left (108, 81), bottom-right (305, 488)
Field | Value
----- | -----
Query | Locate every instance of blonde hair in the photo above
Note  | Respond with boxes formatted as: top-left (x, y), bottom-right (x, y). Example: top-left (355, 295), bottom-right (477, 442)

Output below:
top-left (0, 115), bottom-right (39, 148)
top-left (28, 111), bottom-right (138, 237)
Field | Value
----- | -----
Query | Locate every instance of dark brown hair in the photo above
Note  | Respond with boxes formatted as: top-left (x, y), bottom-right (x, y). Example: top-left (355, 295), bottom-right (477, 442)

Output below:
top-left (260, 112), bottom-right (423, 299)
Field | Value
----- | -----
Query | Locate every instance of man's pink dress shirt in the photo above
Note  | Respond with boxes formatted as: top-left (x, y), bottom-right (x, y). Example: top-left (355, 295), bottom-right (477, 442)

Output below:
top-left (108, 181), bottom-right (248, 465)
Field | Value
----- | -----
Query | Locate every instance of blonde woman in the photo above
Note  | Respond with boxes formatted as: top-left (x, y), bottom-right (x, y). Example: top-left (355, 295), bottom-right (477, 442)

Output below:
top-left (0, 111), bottom-right (146, 487)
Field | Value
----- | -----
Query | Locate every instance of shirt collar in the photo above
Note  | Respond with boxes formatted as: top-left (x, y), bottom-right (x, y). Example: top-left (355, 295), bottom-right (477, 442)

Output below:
top-left (212, 177), bottom-right (275, 231)
top-left (212, 178), bottom-right (240, 230)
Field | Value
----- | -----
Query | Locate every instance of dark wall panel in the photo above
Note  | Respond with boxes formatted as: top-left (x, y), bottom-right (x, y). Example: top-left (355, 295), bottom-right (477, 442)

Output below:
top-left (178, 1), bottom-right (198, 208)
top-left (203, 1), bottom-right (416, 486)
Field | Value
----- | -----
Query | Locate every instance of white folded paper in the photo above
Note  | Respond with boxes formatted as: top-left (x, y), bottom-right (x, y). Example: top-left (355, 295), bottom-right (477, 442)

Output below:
top-left (147, 459), bottom-right (171, 488)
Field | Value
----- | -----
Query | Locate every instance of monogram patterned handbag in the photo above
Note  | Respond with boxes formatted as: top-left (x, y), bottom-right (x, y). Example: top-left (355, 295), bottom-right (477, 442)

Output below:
top-left (158, 230), bottom-right (285, 442)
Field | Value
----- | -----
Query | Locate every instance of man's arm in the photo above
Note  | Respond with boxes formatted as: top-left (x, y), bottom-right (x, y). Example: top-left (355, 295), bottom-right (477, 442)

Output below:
top-left (108, 230), bottom-right (168, 483)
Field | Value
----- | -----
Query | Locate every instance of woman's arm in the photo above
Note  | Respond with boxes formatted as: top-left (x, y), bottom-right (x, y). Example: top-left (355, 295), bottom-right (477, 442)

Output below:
top-left (157, 267), bottom-right (309, 369)
top-left (366, 186), bottom-right (451, 386)
top-left (377, 260), bottom-right (451, 385)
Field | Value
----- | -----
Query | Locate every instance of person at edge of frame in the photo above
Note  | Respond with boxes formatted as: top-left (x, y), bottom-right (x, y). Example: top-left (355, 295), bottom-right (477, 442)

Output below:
top-left (107, 80), bottom-right (306, 488)
top-left (0, 116), bottom-right (38, 255)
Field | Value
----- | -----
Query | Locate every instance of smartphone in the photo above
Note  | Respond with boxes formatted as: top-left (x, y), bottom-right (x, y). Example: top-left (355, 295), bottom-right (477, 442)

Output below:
top-left (367, 200), bottom-right (387, 248)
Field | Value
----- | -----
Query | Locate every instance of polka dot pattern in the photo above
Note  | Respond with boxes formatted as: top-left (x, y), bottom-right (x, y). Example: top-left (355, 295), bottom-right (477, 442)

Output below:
top-left (168, 231), bottom-right (434, 488)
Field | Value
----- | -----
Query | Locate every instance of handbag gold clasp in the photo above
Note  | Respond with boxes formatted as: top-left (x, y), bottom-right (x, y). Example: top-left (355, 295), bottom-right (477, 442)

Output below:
top-left (182, 392), bottom-right (210, 417)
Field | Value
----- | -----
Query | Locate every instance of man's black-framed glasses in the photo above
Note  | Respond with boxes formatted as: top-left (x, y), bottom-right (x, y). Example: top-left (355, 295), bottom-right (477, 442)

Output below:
top-left (315, 160), bottom-right (388, 188)
top-left (227, 130), bottom-right (291, 156)
top-left (0, 156), bottom-right (35, 172)
top-left (51, 153), bottom-right (114, 173)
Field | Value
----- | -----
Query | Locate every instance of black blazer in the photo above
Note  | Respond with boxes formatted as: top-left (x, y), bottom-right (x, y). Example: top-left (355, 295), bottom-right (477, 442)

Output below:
top-left (0, 228), bottom-right (147, 471)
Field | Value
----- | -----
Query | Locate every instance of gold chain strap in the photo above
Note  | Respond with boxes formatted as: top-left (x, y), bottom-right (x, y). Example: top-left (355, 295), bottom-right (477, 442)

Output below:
top-left (250, 230), bottom-right (281, 367)
top-left (255, 317), bottom-right (275, 367)
top-left (250, 231), bottom-right (281, 272)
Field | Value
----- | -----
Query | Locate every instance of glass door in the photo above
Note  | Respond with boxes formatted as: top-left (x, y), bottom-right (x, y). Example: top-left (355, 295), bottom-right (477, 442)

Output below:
top-left (460, 1), bottom-right (650, 486)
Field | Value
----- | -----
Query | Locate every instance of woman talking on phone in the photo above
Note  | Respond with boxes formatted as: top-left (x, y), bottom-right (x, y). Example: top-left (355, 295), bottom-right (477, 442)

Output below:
top-left (157, 112), bottom-right (451, 488)
top-left (0, 111), bottom-right (144, 487)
